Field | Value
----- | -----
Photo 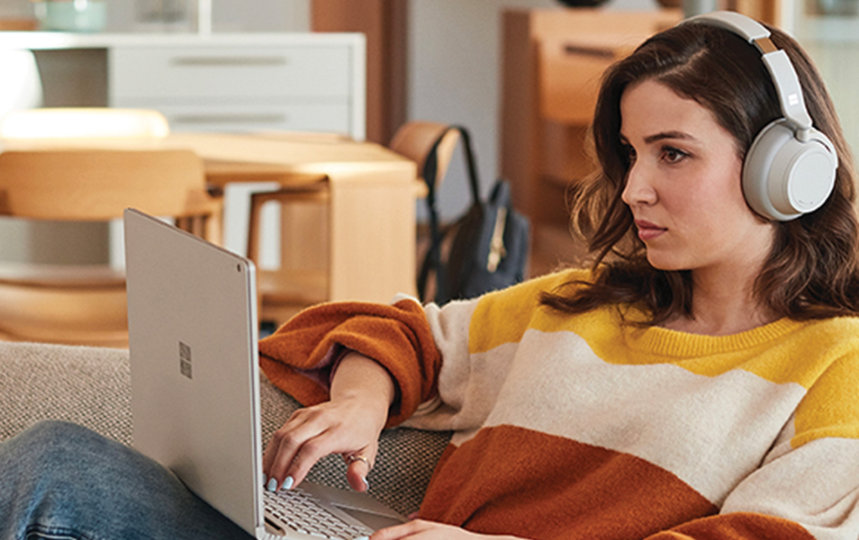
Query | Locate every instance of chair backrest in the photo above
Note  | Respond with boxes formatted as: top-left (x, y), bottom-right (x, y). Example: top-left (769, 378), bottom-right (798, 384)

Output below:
top-left (0, 107), bottom-right (170, 140)
top-left (0, 51), bottom-right (43, 116)
top-left (0, 149), bottom-right (212, 221)
top-left (389, 121), bottom-right (461, 189)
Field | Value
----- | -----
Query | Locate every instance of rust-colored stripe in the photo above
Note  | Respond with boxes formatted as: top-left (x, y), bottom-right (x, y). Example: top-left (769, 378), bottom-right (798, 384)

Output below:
top-left (645, 512), bottom-right (813, 539)
top-left (417, 425), bottom-right (808, 539)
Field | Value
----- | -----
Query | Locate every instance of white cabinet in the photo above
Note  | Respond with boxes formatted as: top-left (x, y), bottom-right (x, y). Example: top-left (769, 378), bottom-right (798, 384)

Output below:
top-left (0, 32), bottom-right (366, 140)
top-left (138, 102), bottom-right (351, 134)
top-left (110, 45), bottom-right (353, 98)
top-left (108, 40), bottom-right (363, 136)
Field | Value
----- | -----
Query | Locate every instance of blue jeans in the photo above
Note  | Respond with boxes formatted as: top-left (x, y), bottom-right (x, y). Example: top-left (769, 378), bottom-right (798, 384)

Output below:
top-left (0, 421), bottom-right (251, 540)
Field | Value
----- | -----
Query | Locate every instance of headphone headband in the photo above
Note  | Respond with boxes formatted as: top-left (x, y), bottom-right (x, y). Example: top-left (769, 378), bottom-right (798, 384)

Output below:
top-left (679, 11), bottom-right (838, 221)
top-left (684, 11), bottom-right (812, 133)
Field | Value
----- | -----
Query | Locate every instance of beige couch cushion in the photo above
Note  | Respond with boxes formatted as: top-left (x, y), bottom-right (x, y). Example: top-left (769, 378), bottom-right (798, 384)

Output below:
top-left (0, 341), bottom-right (448, 516)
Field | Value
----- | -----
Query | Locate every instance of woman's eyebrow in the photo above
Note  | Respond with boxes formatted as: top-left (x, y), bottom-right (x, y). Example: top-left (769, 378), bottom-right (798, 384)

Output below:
top-left (643, 130), bottom-right (698, 144)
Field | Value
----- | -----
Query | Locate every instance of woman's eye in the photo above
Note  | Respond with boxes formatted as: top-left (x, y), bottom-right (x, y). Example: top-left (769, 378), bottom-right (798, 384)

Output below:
top-left (622, 144), bottom-right (637, 164)
top-left (661, 146), bottom-right (688, 164)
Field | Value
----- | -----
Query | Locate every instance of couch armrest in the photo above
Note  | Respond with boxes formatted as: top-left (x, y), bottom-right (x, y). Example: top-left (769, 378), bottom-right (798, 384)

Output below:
top-left (0, 341), bottom-right (449, 516)
top-left (260, 377), bottom-right (450, 516)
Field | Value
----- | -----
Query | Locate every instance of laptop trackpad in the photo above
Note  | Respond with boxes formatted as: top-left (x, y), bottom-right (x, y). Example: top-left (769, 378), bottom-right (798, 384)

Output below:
top-left (332, 504), bottom-right (405, 530)
top-left (301, 482), bottom-right (406, 529)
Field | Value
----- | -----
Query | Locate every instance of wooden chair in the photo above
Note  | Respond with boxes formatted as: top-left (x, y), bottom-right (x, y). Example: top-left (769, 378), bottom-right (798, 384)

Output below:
top-left (0, 50), bottom-right (42, 116)
top-left (388, 121), bottom-right (461, 189)
top-left (0, 149), bottom-right (221, 347)
top-left (246, 121), bottom-right (460, 328)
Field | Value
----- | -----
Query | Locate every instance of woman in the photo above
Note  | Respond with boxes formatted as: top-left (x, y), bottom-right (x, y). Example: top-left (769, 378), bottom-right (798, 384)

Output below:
top-left (3, 12), bottom-right (858, 540)
top-left (259, 12), bottom-right (859, 540)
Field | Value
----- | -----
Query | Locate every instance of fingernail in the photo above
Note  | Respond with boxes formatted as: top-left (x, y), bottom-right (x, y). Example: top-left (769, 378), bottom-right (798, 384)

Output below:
top-left (362, 477), bottom-right (369, 491)
top-left (266, 477), bottom-right (278, 492)
top-left (280, 476), bottom-right (294, 491)
top-left (354, 537), bottom-right (370, 540)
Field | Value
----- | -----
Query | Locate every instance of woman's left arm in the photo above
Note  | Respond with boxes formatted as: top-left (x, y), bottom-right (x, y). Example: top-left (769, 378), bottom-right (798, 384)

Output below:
top-left (648, 352), bottom-right (859, 539)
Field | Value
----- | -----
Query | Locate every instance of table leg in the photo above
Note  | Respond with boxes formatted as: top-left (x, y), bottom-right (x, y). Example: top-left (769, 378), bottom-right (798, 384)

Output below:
top-left (327, 168), bottom-right (417, 302)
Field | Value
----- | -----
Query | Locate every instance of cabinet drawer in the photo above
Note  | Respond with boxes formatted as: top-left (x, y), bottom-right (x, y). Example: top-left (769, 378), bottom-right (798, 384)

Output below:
top-left (110, 101), bottom-right (351, 133)
top-left (109, 46), bottom-right (353, 100)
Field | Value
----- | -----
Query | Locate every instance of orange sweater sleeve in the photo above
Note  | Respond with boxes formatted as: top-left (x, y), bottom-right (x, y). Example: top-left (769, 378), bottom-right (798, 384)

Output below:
top-left (258, 299), bottom-right (441, 427)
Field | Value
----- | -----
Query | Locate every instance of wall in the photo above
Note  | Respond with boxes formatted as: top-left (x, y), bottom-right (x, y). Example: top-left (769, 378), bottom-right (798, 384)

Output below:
top-left (786, 0), bottom-right (859, 168)
top-left (0, 0), bottom-right (27, 19)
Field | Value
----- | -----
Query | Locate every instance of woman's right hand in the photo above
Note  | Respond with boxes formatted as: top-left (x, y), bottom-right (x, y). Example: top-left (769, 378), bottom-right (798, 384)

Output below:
top-left (262, 352), bottom-right (396, 492)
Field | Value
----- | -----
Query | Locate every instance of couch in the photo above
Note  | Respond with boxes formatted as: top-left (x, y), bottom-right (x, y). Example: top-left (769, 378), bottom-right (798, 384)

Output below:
top-left (0, 341), bottom-right (450, 517)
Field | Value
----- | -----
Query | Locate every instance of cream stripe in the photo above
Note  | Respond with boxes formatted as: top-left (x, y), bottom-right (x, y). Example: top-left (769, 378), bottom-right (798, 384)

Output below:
top-left (482, 329), bottom-right (807, 505)
top-left (407, 299), bottom-right (516, 438)
top-left (722, 437), bottom-right (859, 540)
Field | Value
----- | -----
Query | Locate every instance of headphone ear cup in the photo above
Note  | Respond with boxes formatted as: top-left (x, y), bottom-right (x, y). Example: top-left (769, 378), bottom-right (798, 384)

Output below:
top-left (743, 119), bottom-right (838, 221)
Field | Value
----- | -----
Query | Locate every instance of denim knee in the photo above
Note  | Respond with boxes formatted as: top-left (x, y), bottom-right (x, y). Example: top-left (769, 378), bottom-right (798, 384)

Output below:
top-left (0, 420), bottom-right (251, 539)
top-left (12, 420), bottom-right (102, 452)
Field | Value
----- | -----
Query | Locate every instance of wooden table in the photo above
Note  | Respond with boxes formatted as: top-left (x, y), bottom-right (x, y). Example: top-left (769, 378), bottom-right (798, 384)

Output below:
top-left (3, 131), bottom-right (419, 311)
top-left (165, 131), bottom-right (420, 308)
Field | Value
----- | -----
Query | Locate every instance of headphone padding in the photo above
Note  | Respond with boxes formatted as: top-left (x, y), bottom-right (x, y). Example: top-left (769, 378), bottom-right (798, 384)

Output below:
top-left (743, 120), bottom-right (838, 221)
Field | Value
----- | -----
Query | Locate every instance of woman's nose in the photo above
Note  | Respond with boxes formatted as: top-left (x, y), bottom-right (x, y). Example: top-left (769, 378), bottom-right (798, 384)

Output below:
top-left (621, 161), bottom-right (658, 206)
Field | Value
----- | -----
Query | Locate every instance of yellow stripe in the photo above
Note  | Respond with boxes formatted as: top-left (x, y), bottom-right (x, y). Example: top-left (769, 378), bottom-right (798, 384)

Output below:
top-left (793, 353), bottom-right (859, 446)
top-left (565, 310), bottom-right (858, 388)
top-left (467, 269), bottom-right (859, 392)
top-left (467, 270), bottom-right (584, 355)
top-left (792, 426), bottom-right (859, 447)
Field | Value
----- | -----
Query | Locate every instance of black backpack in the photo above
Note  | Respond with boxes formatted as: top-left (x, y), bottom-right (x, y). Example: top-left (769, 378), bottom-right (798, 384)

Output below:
top-left (417, 125), bottom-right (530, 304)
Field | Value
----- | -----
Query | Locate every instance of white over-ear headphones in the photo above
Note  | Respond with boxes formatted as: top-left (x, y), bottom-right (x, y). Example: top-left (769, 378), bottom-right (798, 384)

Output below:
top-left (684, 11), bottom-right (838, 221)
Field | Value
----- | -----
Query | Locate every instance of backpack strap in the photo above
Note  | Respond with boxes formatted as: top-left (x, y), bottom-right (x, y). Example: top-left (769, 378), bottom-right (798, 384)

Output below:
top-left (422, 125), bottom-right (480, 204)
top-left (417, 125), bottom-right (482, 302)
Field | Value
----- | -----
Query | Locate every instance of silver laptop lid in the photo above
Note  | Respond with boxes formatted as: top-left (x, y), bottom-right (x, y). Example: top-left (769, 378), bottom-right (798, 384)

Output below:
top-left (124, 208), bottom-right (264, 534)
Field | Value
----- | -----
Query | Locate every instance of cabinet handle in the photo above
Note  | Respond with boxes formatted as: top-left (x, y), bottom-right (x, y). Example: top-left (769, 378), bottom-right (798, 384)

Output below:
top-left (172, 113), bottom-right (288, 124)
top-left (562, 44), bottom-right (615, 59)
top-left (170, 56), bottom-right (289, 67)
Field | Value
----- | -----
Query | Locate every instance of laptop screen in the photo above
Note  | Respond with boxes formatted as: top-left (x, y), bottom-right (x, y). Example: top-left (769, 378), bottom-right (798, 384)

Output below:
top-left (124, 208), bottom-right (263, 534)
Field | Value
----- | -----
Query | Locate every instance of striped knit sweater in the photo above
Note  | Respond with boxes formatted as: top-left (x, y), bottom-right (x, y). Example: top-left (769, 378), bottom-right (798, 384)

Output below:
top-left (259, 269), bottom-right (859, 540)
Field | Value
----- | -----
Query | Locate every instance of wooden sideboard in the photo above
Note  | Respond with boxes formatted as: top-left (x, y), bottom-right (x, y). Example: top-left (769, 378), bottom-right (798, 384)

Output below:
top-left (500, 8), bottom-right (683, 274)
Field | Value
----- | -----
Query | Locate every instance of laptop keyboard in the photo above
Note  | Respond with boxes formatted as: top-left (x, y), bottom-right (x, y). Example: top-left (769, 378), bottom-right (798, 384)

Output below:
top-left (264, 487), bottom-right (374, 539)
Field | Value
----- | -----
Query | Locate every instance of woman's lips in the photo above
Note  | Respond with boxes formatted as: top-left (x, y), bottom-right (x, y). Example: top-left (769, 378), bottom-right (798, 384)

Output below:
top-left (635, 219), bottom-right (667, 241)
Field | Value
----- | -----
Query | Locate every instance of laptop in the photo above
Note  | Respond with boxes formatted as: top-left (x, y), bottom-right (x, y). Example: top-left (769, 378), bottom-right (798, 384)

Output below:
top-left (123, 208), bottom-right (405, 539)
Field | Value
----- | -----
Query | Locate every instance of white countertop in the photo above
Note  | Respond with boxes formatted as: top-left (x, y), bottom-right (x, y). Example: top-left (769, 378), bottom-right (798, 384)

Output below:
top-left (0, 31), bottom-right (364, 50)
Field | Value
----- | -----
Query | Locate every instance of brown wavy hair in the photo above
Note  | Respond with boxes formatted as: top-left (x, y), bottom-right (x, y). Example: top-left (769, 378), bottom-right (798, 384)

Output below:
top-left (540, 19), bottom-right (859, 323)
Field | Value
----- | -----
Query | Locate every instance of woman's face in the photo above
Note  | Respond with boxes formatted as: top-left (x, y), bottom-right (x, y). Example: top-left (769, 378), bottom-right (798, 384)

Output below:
top-left (619, 79), bottom-right (775, 277)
